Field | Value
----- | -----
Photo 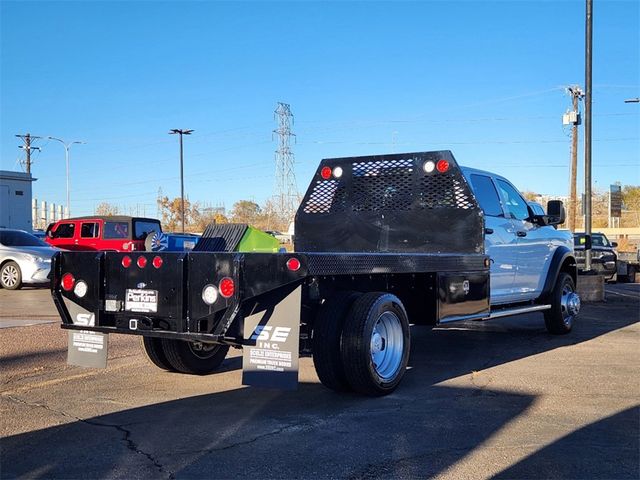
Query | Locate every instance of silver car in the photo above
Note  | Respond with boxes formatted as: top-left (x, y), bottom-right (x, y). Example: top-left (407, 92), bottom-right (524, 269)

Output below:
top-left (0, 229), bottom-right (57, 290)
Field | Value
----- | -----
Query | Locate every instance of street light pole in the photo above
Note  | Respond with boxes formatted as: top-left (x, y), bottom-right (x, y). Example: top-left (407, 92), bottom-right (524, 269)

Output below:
top-left (48, 137), bottom-right (85, 218)
top-left (169, 129), bottom-right (193, 233)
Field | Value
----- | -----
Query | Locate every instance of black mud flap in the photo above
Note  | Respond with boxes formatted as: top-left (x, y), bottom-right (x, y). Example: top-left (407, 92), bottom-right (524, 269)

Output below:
top-left (242, 286), bottom-right (301, 390)
top-left (64, 298), bottom-right (108, 369)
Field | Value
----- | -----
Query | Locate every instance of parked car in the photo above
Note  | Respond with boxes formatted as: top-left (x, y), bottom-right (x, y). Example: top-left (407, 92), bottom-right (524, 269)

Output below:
top-left (573, 232), bottom-right (617, 280)
top-left (45, 216), bottom-right (163, 252)
top-left (0, 229), bottom-right (57, 289)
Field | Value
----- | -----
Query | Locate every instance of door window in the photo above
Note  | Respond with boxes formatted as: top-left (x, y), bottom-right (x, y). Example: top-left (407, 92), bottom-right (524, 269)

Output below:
top-left (469, 174), bottom-right (503, 217)
top-left (54, 222), bottom-right (75, 238)
top-left (496, 180), bottom-right (530, 220)
top-left (81, 222), bottom-right (99, 238)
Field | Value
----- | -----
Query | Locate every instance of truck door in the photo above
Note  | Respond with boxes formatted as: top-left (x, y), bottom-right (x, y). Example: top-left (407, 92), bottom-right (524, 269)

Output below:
top-left (80, 220), bottom-right (101, 250)
top-left (495, 179), bottom-right (551, 299)
top-left (467, 173), bottom-right (518, 303)
top-left (51, 221), bottom-right (77, 250)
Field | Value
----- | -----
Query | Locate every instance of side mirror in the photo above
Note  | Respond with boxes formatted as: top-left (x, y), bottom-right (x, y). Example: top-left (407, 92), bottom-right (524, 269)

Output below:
top-left (611, 242), bottom-right (618, 248)
top-left (546, 200), bottom-right (566, 226)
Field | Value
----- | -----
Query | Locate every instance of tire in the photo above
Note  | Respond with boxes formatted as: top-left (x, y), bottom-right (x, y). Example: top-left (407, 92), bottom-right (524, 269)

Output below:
top-left (340, 292), bottom-right (411, 396)
top-left (161, 339), bottom-right (229, 375)
top-left (140, 336), bottom-right (175, 371)
top-left (627, 266), bottom-right (637, 284)
top-left (312, 291), bottom-right (361, 392)
top-left (0, 261), bottom-right (22, 290)
top-left (544, 272), bottom-right (580, 335)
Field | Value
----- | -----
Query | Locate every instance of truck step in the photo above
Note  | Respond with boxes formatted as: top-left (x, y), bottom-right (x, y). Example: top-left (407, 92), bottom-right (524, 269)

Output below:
top-left (486, 304), bottom-right (551, 320)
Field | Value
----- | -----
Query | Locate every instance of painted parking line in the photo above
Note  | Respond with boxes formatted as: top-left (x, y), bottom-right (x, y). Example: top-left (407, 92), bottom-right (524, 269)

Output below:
top-left (0, 319), bottom-right (59, 329)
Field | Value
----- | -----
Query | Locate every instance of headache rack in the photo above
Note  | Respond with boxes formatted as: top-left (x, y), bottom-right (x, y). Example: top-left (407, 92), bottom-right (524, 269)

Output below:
top-left (295, 150), bottom-right (483, 254)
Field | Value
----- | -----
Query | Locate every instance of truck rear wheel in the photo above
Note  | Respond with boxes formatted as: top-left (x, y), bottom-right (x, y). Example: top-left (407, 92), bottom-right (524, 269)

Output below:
top-left (544, 272), bottom-right (580, 335)
top-left (161, 339), bottom-right (229, 375)
top-left (140, 337), bottom-right (175, 371)
top-left (340, 292), bottom-right (410, 396)
top-left (312, 291), bottom-right (361, 392)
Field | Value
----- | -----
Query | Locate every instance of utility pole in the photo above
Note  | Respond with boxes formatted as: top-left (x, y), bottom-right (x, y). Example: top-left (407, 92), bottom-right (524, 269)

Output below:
top-left (565, 86), bottom-right (584, 232)
top-left (169, 129), bottom-right (193, 233)
top-left (273, 102), bottom-right (299, 223)
top-left (584, 0), bottom-right (594, 271)
top-left (15, 133), bottom-right (42, 174)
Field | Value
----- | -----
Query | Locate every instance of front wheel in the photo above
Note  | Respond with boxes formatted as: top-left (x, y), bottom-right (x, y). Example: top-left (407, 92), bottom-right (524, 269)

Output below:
top-left (0, 261), bottom-right (22, 290)
top-left (161, 339), bottom-right (229, 375)
top-left (340, 292), bottom-right (410, 396)
top-left (544, 272), bottom-right (580, 334)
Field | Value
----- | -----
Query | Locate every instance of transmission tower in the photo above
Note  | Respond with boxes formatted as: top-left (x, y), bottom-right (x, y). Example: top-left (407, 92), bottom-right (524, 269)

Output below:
top-left (273, 102), bottom-right (299, 221)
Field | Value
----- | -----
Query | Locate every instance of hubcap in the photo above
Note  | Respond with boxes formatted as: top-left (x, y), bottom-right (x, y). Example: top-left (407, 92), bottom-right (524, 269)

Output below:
top-left (2, 265), bottom-right (18, 287)
top-left (370, 311), bottom-right (404, 380)
top-left (188, 341), bottom-right (220, 359)
top-left (560, 285), bottom-right (580, 326)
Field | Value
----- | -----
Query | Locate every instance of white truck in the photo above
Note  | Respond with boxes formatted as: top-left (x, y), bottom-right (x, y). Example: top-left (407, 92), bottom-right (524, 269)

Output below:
top-left (52, 151), bottom-right (580, 396)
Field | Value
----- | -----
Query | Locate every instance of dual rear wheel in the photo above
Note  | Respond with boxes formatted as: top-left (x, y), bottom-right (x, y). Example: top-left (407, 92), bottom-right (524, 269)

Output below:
top-left (312, 291), bottom-right (411, 396)
top-left (141, 336), bottom-right (229, 375)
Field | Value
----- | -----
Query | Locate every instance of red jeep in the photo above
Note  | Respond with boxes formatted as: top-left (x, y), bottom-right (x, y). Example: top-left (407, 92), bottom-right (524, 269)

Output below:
top-left (45, 216), bottom-right (162, 252)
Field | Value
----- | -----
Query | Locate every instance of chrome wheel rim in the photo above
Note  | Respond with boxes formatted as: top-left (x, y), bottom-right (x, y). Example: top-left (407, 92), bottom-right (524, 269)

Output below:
top-left (370, 311), bottom-right (404, 380)
top-left (188, 341), bottom-right (220, 359)
top-left (1, 265), bottom-right (19, 287)
top-left (560, 284), bottom-right (580, 326)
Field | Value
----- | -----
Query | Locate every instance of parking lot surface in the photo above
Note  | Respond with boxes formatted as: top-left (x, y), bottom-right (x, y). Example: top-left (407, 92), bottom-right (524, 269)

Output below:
top-left (1, 285), bottom-right (638, 479)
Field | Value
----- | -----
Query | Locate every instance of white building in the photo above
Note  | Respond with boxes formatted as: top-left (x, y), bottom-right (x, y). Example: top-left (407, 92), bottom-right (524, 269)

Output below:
top-left (0, 170), bottom-right (35, 231)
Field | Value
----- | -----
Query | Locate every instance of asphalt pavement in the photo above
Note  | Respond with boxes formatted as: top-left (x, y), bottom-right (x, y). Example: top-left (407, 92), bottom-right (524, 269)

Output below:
top-left (0, 285), bottom-right (638, 479)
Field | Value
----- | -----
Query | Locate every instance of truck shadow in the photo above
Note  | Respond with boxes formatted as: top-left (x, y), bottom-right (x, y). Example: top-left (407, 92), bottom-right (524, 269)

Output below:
top-left (1, 304), bottom-right (637, 479)
top-left (492, 405), bottom-right (640, 479)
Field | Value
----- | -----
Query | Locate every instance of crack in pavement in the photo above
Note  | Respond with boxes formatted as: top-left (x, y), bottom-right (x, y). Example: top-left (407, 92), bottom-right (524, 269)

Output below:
top-left (167, 422), bottom-right (320, 457)
top-left (5, 394), bottom-right (174, 479)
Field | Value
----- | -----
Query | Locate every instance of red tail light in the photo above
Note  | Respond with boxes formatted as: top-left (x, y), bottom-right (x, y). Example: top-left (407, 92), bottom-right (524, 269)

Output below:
top-left (286, 257), bottom-right (301, 271)
top-left (61, 273), bottom-right (75, 291)
top-left (137, 256), bottom-right (147, 268)
top-left (152, 256), bottom-right (163, 269)
top-left (436, 159), bottom-right (450, 173)
top-left (122, 256), bottom-right (132, 268)
top-left (219, 277), bottom-right (235, 298)
top-left (320, 166), bottom-right (332, 180)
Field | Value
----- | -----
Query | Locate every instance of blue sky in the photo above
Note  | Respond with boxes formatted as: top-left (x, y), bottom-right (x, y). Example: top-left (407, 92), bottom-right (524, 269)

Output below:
top-left (1, 0), bottom-right (638, 218)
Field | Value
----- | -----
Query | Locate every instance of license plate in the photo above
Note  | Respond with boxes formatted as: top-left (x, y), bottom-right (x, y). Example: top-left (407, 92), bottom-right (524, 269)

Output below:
top-left (125, 289), bottom-right (158, 313)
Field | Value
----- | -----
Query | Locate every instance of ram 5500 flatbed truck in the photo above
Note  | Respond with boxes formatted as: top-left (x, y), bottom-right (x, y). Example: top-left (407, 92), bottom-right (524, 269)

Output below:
top-left (52, 151), bottom-right (580, 396)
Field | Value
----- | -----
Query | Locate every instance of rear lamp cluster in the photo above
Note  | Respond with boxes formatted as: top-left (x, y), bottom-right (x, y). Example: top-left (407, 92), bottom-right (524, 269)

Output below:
top-left (60, 273), bottom-right (88, 298)
top-left (423, 159), bottom-right (450, 174)
top-left (121, 255), bottom-right (163, 269)
top-left (202, 277), bottom-right (236, 306)
top-left (320, 166), bottom-right (343, 180)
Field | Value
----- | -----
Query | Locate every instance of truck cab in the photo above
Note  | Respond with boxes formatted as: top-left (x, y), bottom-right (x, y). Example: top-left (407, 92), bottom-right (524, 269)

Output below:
top-left (461, 167), bottom-right (574, 305)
